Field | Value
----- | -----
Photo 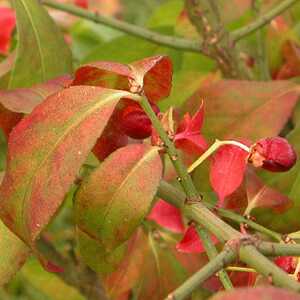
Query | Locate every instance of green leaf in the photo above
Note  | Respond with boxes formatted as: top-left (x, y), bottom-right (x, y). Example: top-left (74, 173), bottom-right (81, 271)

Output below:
top-left (0, 86), bottom-right (135, 245)
top-left (0, 220), bottom-right (29, 286)
top-left (76, 228), bottom-right (127, 274)
top-left (8, 0), bottom-right (72, 88)
top-left (20, 258), bottom-right (84, 300)
top-left (75, 144), bottom-right (163, 252)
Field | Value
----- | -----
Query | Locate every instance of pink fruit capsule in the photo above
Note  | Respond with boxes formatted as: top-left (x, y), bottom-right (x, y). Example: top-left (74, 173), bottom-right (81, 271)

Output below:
top-left (248, 137), bottom-right (297, 172)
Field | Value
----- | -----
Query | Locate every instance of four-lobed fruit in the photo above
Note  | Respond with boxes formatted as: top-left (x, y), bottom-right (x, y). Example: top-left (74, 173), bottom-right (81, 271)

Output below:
top-left (248, 137), bottom-right (297, 172)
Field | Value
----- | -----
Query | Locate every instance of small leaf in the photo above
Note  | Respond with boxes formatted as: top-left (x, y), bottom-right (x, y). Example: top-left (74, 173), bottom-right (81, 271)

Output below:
top-left (176, 226), bottom-right (218, 253)
top-left (175, 103), bottom-right (208, 156)
top-left (8, 0), bottom-right (72, 88)
top-left (0, 7), bottom-right (16, 55)
top-left (75, 144), bottom-right (163, 251)
top-left (210, 144), bottom-right (249, 207)
top-left (0, 86), bottom-right (133, 245)
top-left (148, 199), bottom-right (184, 233)
top-left (73, 55), bottom-right (172, 102)
top-left (0, 75), bottom-right (72, 114)
top-left (209, 287), bottom-right (300, 300)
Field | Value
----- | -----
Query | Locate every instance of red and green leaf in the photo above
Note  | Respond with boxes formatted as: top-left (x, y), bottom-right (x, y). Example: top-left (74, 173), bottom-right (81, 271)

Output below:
top-left (72, 55), bottom-right (172, 102)
top-left (0, 86), bottom-right (134, 245)
top-left (75, 144), bottom-right (163, 252)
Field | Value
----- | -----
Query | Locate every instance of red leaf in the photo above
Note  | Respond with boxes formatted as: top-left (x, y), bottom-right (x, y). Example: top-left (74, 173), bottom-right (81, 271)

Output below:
top-left (0, 7), bottom-right (16, 55)
top-left (148, 199), bottom-right (184, 233)
top-left (72, 56), bottom-right (172, 102)
top-left (274, 256), bottom-right (296, 274)
top-left (0, 75), bottom-right (72, 114)
top-left (74, 0), bottom-right (88, 9)
top-left (174, 103), bottom-right (208, 156)
top-left (176, 226), bottom-right (218, 253)
top-left (0, 86), bottom-right (135, 245)
top-left (210, 144), bottom-right (249, 207)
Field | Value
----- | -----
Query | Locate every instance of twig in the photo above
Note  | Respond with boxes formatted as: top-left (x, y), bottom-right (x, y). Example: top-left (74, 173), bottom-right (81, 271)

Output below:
top-left (157, 181), bottom-right (282, 242)
top-left (139, 96), bottom-right (233, 290)
top-left (258, 242), bottom-right (300, 257)
top-left (232, 0), bottom-right (298, 42)
top-left (196, 227), bottom-right (233, 290)
top-left (165, 248), bottom-right (237, 300)
top-left (41, 0), bottom-right (202, 53)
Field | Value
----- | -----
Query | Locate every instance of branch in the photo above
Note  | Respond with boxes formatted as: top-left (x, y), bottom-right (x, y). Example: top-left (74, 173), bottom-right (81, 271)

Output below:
top-left (166, 248), bottom-right (237, 300)
top-left (258, 242), bottom-right (300, 257)
top-left (41, 0), bottom-right (202, 53)
top-left (157, 180), bottom-right (282, 242)
top-left (139, 97), bottom-right (233, 290)
top-left (232, 0), bottom-right (298, 42)
top-left (196, 226), bottom-right (233, 290)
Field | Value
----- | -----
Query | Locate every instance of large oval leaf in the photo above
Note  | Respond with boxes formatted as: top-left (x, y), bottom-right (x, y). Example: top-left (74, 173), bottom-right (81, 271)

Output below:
top-left (0, 86), bottom-right (135, 245)
top-left (8, 0), bottom-right (72, 88)
top-left (75, 144), bottom-right (163, 251)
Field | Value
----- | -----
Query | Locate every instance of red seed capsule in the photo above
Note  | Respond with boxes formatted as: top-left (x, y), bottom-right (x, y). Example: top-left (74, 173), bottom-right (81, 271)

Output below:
top-left (120, 102), bottom-right (159, 140)
top-left (274, 256), bottom-right (296, 274)
top-left (248, 137), bottom-right (297, 172)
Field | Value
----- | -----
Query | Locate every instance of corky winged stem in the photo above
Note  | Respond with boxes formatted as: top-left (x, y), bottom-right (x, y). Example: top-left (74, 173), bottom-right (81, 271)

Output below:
top-left (188, 139), bottom-right (250, 173)
top-left (138, 96), bottom-right (233, 290)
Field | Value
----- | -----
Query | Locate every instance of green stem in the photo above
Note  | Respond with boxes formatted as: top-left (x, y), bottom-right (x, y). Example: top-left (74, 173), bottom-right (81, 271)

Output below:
top-left (166, 248), bottom-right (237, 300)
top-left (158, 181), bottom-right (282, 242)
top-left (196, 227), bottom-right (233, 290)
top-left (41, 0), bottom-right (202, 53)
top-left (257, 242), bottom-right (300, 257)
top-left (240, 244), bottom-right (300, 291)
top-left (226, 266), bottom-right (256, 273)
top-left (232, 0), bottom-right (298, 42)
top-left (139, 97), bottom-right (233, 290)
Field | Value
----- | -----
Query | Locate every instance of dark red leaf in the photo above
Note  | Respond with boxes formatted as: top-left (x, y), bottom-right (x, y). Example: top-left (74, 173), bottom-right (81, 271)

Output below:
top-left (0, 7), bottom-right (16, 55)
top-left (176, 226), bottom-right (218, 253)
top-left (210, 144), bottom-right (249, 207)
top-left (148, 199), bottom-right (184, 233)
top-left (175, 103), bottom-right (207, 156)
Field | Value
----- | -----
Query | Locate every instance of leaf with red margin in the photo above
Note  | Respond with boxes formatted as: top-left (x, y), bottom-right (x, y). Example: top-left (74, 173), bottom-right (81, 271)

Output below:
top-left (184, 80), bottom-right (300, 141)
top-left (75, 144), bottom-right (163, 252)
top-left (72, 55), bottom-right (173, 102)
top-left (0, 7), bottom-right (16, 55)
top-left (0, 105), bottom-right (22, 139)
top-left (210, 145), bottom-right (249, 207)
top-left (176, 226), bottom-right (218, 253)
top-left (174, 103), bottom-right (208, 156)
top-left (0, 75), bottom-right (72, 114)
top-left (0, 86), bottom-right (135, 245)
top-left (209, 287), bottom-right (300, 300)
top-left (148, 199), bottom-right (184, 233)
